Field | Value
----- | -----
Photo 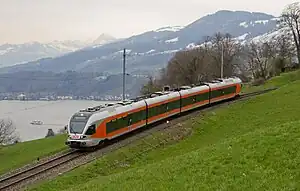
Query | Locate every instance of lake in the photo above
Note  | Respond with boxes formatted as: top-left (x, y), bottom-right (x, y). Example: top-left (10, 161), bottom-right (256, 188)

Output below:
top-left (0, 100), bottom-right (113, 142)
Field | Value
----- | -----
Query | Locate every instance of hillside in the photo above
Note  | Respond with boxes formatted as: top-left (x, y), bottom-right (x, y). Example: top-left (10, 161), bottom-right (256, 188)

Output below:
top-left (0, 10), bottom-right (277, 74)
top-left (26, 70), bottom-right (300, 191)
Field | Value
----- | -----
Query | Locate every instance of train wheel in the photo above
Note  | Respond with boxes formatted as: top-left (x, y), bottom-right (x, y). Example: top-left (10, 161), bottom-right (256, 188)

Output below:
top-left (95, 140), bottom-right (106, 149)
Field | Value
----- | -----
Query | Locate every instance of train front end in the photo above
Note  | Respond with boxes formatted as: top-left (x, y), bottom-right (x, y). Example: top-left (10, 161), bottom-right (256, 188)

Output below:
top-left (65, 112), bottom-right (101, 149)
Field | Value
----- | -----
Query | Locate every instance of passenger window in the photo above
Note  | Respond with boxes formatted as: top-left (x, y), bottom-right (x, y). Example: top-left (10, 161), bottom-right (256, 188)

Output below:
top-left (85, 124), bottom-right (96, 135)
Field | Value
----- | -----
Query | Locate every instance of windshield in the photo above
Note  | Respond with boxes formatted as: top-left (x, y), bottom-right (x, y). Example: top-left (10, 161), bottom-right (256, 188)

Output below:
top-left (69, 121), bottom-right (87, 134)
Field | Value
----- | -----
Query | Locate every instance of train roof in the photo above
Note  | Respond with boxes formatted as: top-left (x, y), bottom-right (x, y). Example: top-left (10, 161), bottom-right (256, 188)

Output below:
top-left (75, 76), bottom-right (242, 115)
top-left (77, 100), bottom-right (135, 113)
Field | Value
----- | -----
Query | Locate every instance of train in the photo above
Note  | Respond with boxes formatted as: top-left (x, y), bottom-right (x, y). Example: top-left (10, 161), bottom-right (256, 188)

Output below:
top-left (65, 76), bottom-right (242, 149)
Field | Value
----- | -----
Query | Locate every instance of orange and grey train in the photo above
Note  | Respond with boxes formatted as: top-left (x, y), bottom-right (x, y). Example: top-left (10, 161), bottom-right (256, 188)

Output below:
top-left (65, 77), bottom-right (242, 148)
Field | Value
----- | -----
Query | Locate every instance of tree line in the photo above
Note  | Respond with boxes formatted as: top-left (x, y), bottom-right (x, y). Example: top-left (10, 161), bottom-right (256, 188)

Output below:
top-left (141, 2), bottom-right (300, 95)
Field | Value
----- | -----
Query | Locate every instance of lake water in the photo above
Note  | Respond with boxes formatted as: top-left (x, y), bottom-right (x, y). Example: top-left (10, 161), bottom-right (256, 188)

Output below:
top-left (0, 100), bottom-right (113, 142)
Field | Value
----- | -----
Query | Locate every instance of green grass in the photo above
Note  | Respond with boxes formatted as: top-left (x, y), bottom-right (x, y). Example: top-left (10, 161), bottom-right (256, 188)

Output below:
top-left (28, 70), bottom-right (300, 191)
top-left (77, 120), bottom-right (300, 191)
top-left (242, 69), bottom-right (300, 93)
top-left (0, 135), bottom-right (67, 175)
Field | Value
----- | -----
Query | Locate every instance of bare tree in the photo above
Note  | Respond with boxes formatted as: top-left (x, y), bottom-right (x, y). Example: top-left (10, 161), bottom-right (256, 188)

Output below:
top-left (162, 46), bottom-right (221, 87)
top-left (144, 32), bottom-right (243, 89)
top-left (209, 32), bottom-right (243, 77)
top-left (273, 34), bottom-right (294, 72)
top-left (166, 49), bottom-right (204, 85)
top-left (276, 34), bottom-right (293, 59)
top-left (139, 32), bottom-right (245, 94)
top-left (245, 41), bottom-right (276, 79)
top-left (140, 76), bottom-right (161, 95)
top-left (0, 118), bottom-right (20, 145)
top-left (281, 2), bottom-right (300, 65)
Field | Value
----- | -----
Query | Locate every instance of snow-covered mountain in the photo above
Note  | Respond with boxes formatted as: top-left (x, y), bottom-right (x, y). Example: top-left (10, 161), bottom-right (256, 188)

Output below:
top-left (0, 10), bottom-right (279, 74)
top-left (0, 34), bottom-right (117, 68)
top-left (188, 17), bottom-right (287, 49)
top-left (92, 33), bottom-right (117, 47)
top-left (251, 26), bottom-right (290, 43)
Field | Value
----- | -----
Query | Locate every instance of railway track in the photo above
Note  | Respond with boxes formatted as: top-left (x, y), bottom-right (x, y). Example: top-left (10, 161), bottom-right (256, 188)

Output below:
top-left (0, 150), bottom-right (85, 190)
top-left (239, 87), bottom-right (277, 98)
top-left (0, 88), bottom-right (277, 191)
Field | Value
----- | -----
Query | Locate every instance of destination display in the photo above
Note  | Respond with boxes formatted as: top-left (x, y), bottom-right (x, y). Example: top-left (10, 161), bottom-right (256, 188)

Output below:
top-left (73, 116), bottom-right (87, 120)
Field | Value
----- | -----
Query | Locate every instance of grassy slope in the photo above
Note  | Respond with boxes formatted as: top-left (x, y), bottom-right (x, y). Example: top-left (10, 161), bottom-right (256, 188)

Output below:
top-left (29, 70), bottom-right (300, 191)
top-left (242, 69), bottom-right (300, 93)
top-left (0, 135), bottom-right (67, 175)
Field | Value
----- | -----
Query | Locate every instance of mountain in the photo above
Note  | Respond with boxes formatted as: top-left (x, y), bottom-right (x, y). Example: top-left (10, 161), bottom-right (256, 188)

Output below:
top-left (92, 33), bottom-right (117, 46)
top-left (0, 41), bottom-right (88, 68)
top-left (0, 10), bottom-right (278, 75)
top-left (0, 10), bottom-right (287, 98)
top-left (0, 10), bottom-right (277, 73)
top-left (0, 34), bottom-right (117, 68)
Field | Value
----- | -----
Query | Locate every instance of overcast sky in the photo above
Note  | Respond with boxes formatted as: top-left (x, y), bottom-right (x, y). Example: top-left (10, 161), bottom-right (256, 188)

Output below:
top-left (0, 0), bottom-right (296, 44)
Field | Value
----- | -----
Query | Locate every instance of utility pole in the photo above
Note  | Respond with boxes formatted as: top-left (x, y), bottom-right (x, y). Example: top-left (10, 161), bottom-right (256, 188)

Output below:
top-left (122, 48), bottom-right (126, 100)
top-left (221, 43), bottom-right (224, 79)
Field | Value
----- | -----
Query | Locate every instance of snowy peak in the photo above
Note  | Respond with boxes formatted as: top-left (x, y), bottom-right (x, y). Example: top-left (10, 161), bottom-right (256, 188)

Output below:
top-left (0, 40), bottom-right (91, 68)
top-left (92, 33), bottom-right (117, 45)
top-left (0, 34), bottom-right (118, 68)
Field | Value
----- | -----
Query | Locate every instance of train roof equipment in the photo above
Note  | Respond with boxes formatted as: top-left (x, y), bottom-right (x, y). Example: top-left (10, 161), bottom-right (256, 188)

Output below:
top-left (75, 77), bottom-right (241, 115)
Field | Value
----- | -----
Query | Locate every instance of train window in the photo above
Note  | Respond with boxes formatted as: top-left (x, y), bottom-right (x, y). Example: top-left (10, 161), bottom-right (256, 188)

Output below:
top-left (196, 92), bottom-right (209, 102)
top-left (182, 96), bottom-right (196, 106)
top-left (128, 110), bottom-right (145, 124)
top-left (85, 124), bottom-right (96, 135)
top-left (149, 107), bottom-right (157, 117)
top-left (118, 116), bottom-right (126, 128)
top-left (140, 110), bottom-right (146, 120)
top-left (149, 104), bottom-right (168, 117)
top-left (106, 116), bottom-right (129, 133)
top-left (211, 89), bottom-right (223, 98)
top-left (107, 119), bottom-right (120, 133)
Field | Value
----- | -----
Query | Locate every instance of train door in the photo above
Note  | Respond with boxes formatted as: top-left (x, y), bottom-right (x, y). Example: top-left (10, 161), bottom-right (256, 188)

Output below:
top-left (126, 113), bottom-right (132, 131)
top-left (165, 102), bottom-right (168, 118)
